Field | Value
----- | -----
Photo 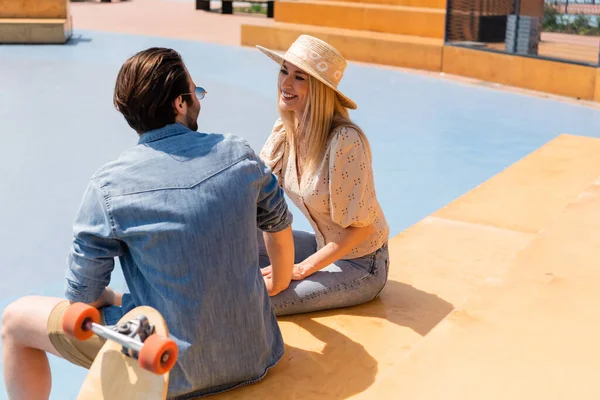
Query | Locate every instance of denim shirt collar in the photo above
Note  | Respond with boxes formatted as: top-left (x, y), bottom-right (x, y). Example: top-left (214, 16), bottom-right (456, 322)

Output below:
top-left (138, 123), bottom-right (191, 145)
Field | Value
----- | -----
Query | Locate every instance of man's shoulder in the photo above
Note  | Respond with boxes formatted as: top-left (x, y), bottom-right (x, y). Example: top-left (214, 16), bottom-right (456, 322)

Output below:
top-left (88, 143), bottom-right (142, 189)
top-left (210, 132), bottom-right (262, 165)
top-left (220, 132), bottom-right (256, 152)
top-left (89, 132), bottom-right (260, 191)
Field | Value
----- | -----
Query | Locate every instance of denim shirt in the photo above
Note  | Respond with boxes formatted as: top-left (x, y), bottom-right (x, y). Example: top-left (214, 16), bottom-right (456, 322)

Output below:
top-left (64, 123), bottom-right (291, 399)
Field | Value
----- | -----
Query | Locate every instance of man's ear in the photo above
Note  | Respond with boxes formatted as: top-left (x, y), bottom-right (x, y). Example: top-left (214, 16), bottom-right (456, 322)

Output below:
top-left (172, 95), bottom-right (185, 116)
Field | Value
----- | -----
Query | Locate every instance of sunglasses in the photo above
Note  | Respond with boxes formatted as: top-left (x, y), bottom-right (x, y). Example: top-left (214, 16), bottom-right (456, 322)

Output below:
top-left (181, 86), bottom-right (207, 100)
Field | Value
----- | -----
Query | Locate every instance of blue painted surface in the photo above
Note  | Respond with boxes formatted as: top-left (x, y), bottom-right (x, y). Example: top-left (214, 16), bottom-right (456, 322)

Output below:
top-left (1, 29), bottom-right (600, 398)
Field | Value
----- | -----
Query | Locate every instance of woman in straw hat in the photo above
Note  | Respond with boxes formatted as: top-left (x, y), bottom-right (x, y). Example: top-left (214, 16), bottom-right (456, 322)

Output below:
top-left (257, 35), bottom-right (390, 316)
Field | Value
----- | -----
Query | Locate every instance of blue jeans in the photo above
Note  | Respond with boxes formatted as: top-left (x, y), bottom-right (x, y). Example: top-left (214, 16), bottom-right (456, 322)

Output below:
top-left (257, 230), bottom-right (389, 316)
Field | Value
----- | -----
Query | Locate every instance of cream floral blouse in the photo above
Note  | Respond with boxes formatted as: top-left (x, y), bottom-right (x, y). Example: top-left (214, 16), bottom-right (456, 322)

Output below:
top-left (259, 118), bottom-right (389, 259)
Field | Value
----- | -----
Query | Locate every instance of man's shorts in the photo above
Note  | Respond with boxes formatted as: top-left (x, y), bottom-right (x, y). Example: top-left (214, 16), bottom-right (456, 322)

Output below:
top-left (47, 300), bottom-right (106, 369)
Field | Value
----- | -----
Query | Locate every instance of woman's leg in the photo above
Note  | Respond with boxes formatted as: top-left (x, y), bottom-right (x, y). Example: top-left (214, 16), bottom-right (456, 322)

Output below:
top-left (271, 243), bottom-right (389, 316)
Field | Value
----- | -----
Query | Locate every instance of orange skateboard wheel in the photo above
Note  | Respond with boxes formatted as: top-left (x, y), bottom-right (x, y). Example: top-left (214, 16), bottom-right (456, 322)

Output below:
top-left (61, 302), bottom-right (100, 341)
top-left (139, 334), bottom-right (179, 375)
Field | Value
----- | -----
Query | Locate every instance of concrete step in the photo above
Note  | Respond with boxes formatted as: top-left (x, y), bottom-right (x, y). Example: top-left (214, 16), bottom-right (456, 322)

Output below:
top-left (596, 69), bottom-right (600, 102)
top-left (274, 0), bottom-right (446, 39)
top-left (323, 0), bottom-right (446, 10)
top-left (443, 45), bottom-right (598, 103)
top-left (363, 137), bottom-right (600, 399)
top-left (484, 41), bottom-right (600, 65)
top-left (0, 18), bottom-right (72, 43)
top-left (0, 0), bottom-right (68, 19)
top-left (241, 22), bottom-right (443, 71)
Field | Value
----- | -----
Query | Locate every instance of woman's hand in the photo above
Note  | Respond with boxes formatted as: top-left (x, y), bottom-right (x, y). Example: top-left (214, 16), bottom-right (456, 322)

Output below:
top-left (262, 262), bottom-right (314, 282)
top-left (298, 224), bottom-right (374, 275)
top-left (291, 263), bottom-right (313, 280)
top-left (261, 266), bottom-right (273, 276)
top-left (263, 224), bottom-right (375, 290)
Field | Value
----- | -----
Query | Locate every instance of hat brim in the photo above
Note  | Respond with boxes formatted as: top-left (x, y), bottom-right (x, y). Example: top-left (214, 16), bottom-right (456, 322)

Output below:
top-left (256, 45), bottom-right (357, 110)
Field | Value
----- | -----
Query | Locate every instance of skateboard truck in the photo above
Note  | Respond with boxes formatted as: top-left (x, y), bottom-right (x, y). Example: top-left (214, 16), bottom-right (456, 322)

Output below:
top-left (98, 315), bottom-right (156, 359)
top-left (62, 303), bottom-right (178, 375)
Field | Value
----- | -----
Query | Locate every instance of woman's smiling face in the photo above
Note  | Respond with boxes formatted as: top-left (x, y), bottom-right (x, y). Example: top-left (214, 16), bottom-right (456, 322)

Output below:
top-left (278, 61), bottom-right (309, 114)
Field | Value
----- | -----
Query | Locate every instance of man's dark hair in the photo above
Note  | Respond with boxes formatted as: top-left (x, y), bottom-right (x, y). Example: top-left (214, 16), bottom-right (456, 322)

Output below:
top-left (113, 47), bottom-right (191, 134)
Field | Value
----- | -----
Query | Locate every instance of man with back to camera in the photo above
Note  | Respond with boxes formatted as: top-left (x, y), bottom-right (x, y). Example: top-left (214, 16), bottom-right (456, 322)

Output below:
top-left (1, 47), bottom-right (295, 399)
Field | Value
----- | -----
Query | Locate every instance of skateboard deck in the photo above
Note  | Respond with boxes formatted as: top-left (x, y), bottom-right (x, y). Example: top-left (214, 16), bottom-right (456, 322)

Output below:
top-left (62, 303), bottom-right (178, 400)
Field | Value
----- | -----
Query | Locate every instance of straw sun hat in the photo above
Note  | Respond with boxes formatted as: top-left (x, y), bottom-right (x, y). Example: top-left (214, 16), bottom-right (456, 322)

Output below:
top-left (256, 35), bottom-right (357, 110)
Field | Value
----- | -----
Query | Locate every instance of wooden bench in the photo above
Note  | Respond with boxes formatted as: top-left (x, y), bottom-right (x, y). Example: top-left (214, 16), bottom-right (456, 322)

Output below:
top-left (195, 0), bottom-right (274, 18)
top-left (0, 0), bottom-right (72, 43)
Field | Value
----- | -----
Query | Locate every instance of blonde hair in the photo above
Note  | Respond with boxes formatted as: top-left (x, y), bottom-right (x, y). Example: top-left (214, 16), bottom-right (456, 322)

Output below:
top-left (279, 76), bottom-right (371, 177)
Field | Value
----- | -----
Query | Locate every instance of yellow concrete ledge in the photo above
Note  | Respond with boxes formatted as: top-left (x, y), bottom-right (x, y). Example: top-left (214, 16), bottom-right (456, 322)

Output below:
top-left (0, 0), bottom-right (68, 19)
top-left (209, 133), bottom-right (600, 398)
top-left (210, 221), bottom-right (531, 400)
top-left (596, 68), bottom-right (600, 102)
top-left (0, 18), bottom-right (72, 44)
top-left (242, 23), bottom-right (598, 102)
top-left (366, 170), bottom-right (600, 399)
top-left (242, 22), bottom-right (443, 71)
top-left (327, 0), bottom-right (446, 9)
top-left (435, 134), bottom-right (600, 234)
top-left (442, 45), bottom-right (598, 101)
top-left (275, 0), bottom-right (446, 39)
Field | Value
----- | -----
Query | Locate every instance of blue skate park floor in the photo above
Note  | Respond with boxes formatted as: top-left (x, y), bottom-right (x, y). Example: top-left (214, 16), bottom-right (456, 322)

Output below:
top-left (1, 29), bottom-right (600, 399)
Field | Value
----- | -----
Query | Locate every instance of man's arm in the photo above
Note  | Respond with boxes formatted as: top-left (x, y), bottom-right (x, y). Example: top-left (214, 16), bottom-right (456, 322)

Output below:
top-left (80, 287), bottom-right (123, 308)
top-left (252, 144), bottom-right (295, 295)
top-left (262, 226), bottom-right (294, 296)
top-left (65, 179), bottom-right (124, 307)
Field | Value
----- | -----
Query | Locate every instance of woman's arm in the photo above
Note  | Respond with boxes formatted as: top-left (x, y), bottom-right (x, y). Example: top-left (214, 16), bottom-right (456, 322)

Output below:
top-left (293, 126), bottom-right (377, 280)
top-left (293, 224), bottom-right (373, 280)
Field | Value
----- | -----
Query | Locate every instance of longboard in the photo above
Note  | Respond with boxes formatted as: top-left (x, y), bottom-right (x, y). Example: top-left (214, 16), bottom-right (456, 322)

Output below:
top-left (62, 303), bottom-right (178, 400)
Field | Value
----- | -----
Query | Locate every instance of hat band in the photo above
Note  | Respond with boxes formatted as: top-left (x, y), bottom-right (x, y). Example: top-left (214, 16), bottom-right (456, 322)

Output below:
top-left (285, 46), bottom-right (344, 88)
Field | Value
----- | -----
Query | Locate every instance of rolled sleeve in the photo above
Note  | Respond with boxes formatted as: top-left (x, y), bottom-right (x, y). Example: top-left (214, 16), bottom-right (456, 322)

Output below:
top-left (254, 152), bottom-right (293, 233)
top-left (65, 179), bottom-right (124, 303)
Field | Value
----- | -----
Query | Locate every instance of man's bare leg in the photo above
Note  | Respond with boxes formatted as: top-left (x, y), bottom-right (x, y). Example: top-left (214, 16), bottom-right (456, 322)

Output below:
top-left (2, 296), bottom-right (65, 400)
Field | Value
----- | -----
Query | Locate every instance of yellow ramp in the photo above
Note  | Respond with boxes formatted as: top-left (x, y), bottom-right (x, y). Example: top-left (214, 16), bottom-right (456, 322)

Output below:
top-left (365, 159), bottom-right (600, 400)
top-left (434, 134), bottom-right (600, 234)
top-left (211, 134), bottom-right (600, 399)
